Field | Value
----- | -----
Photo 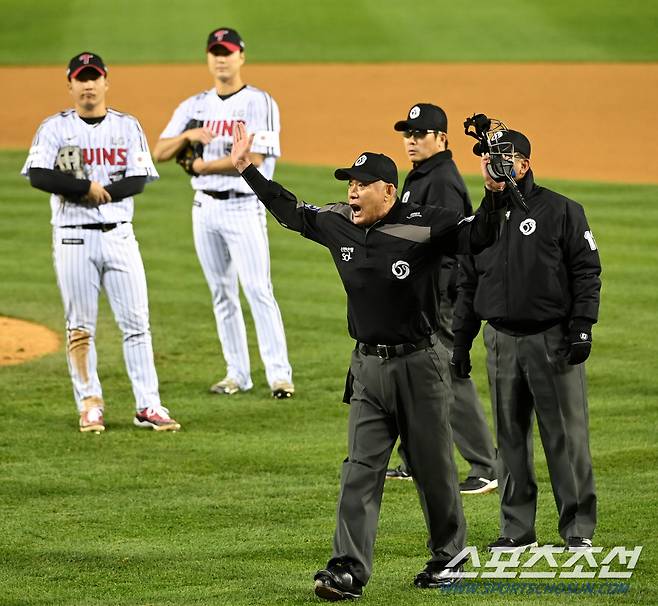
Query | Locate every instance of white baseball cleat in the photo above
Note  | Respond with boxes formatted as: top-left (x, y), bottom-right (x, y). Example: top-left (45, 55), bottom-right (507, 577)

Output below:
top-left (271, 380), bottom-right (295, 399)
top-left (210, 377), bottom-right (242, 395)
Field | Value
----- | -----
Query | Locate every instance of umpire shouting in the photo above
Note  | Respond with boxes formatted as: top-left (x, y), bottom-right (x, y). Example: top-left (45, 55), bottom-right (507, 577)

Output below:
top-left (230, 122), bottom-right (501, 600)
top-left (453, 130), bottom-right (601, 552)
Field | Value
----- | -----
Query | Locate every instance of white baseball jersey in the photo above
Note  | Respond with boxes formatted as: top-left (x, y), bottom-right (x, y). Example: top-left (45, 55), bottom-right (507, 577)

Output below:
top-left (161, 84), bottom-right (291, 390)
top-left (22, 108), bottom-right (164, 413)
top-left (160, 85), bottom-right (280, 193)
top-left (21, 109), bottom-right (158, 225)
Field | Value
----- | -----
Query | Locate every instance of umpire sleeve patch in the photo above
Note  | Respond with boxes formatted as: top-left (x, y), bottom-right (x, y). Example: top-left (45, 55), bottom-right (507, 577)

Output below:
top-left (61, 238), bottom-right (84, 245)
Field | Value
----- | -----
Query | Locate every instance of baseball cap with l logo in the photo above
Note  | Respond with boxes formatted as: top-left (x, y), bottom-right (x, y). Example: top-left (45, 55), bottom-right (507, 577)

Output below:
top-left (67, 52), bottom-right (107, 80)
top-left (207, 28), bottom-right (245, 53)
top-left (334, 152), bottom-right (398, 188)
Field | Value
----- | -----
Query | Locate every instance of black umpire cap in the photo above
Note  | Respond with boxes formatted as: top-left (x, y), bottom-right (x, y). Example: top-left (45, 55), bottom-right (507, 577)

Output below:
top-left (67, 52), bottom-right (107, 80)
top-left (207, 28), bottom-right (245, 53)
top-left (394, 103), bottom-right (448, 133)
top-left (334, 152), bottom-right (398, 188)
top-left (491, 130), bottom-right (532, 159)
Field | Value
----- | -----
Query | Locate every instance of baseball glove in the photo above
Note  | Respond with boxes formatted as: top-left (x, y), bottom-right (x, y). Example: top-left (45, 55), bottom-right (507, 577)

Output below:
top-left (55, 145), bottom-right (85, 179)
top-left (176, 119), bottom-right (205, 176)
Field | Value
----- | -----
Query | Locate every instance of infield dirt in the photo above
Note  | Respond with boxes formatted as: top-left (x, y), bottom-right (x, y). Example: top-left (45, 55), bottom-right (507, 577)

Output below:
top-left (2, 61), bottom-right (656, 363)
top-left (2, 62), bottom-right (657, 184)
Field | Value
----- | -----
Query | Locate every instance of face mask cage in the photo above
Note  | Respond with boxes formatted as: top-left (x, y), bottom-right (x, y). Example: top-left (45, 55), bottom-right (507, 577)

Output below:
top-left (487, 140), bottom-right (516, 182)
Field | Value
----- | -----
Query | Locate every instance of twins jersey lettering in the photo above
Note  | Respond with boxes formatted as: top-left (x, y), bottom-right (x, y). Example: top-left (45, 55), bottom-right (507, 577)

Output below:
top-left (160, 84), bottom-right (291, 390)
top-left (160, 85), bottom-right (279, 193)
top-left (22, 108), bottom-right (164, 414)
top-left (21, 109), bottom-right (158, 226)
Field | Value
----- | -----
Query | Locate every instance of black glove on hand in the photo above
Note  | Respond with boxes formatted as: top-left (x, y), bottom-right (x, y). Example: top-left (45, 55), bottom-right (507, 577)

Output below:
top-left (451, 345), bottom-right (472, 379)
top-left (568, 329), bottom-right (592, 365)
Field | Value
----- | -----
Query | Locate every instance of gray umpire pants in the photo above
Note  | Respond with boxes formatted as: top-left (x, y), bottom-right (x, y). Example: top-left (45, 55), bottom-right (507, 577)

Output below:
top-left (331, 340), bottom-right (467, 584)
top-left (397, 298), bottom-right (497, 479)
top-left (483, 323), bottom-right (597, 541)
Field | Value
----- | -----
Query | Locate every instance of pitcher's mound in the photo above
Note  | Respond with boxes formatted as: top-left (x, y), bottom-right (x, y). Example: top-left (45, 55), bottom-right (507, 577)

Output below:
top-left (0, 316), bottom-right (60, 366)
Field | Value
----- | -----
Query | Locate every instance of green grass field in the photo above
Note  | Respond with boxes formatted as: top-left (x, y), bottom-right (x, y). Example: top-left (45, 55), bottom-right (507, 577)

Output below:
top-left (1, 3), bottom-right (657, 603)
top-left (1, 152), bottom-right (656, 605)
top-left (1, 0), bottom-right (658, 64)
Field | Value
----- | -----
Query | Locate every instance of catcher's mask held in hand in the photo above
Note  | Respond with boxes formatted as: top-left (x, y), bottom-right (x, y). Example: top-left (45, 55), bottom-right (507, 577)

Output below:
top-left (463, 113), bottom-right (530, 213)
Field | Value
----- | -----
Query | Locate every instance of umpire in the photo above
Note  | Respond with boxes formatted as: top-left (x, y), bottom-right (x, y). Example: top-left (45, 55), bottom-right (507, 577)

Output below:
top-left (230, 122), bottom-right (501, 600)
top-left (386, 103), bottom-right (497, 494)
top-left (453, 130), bottom-right (601, 552)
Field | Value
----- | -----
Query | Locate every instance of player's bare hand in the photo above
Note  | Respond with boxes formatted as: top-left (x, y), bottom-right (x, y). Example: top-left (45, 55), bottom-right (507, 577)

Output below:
top-left (85, 181), bottom-right (112, 205)
top-left (186, 127), bottom-right (214, 145)
top-left (192, 157), bottom-right (206, 175)
top-left (481, 154), bottom-right (506, 192)
top-left (231, 122), bottom-right (255, 173)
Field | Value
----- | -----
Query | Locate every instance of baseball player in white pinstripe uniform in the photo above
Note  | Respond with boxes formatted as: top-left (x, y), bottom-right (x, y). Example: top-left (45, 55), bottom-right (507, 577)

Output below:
top-left (22, 52), bottom-right (180, 433)
top-left (153, 28), bottom-right (294, 399)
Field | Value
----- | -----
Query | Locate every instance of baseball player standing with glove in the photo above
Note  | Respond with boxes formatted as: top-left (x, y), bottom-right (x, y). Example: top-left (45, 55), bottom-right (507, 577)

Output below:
top-left (153, 28), bottom-right (294, 399)
top-left (21, 52), bottom-right (180, 433)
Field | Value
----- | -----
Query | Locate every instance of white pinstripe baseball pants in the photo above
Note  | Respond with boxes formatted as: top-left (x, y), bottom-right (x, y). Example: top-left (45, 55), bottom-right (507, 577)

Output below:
top-left (192, 192), bottom-right (292, 389)
top-left (53, 223), bottom-right (161, 411)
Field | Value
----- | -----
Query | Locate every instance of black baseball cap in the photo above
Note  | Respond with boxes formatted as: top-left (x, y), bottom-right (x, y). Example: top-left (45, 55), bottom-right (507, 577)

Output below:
top-left (207, 28), bottom-right (245, 53)
top-left (334, 152), bottom-right (398, 188)
top-left (394, 103), bottom-right (448, 133)
top-left (491, 130), bottom-right (531, 159)
top-left (67, 52), bottom-right (107, 80)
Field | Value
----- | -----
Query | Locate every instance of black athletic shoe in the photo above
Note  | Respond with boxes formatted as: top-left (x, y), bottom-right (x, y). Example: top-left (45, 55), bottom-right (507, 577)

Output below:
top-left (567, 537), bottom-right (593, 551)
top-left (385, 465), bottom-right (412, 481)
top-left (414, 563), bottom-right (464, 589)
top-left (314, 561), bottom-right (363, 601)
top-left (459, 476), bottom-right (498, 494)
top-left (488, 537), bottom-right (538, 552)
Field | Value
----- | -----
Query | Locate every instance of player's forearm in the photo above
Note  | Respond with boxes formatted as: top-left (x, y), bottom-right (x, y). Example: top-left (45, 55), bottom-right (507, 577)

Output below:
top-left (152, 136), bottom-right (189, 162)
top-left (29, 168), bottom-right (90, 198)
top-left (104, 176), bottom-right (147, 201)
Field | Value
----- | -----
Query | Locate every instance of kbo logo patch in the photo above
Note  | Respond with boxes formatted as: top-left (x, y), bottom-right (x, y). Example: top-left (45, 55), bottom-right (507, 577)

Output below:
top-left (392, 260), bottom-right (410, 279)
top-left (519, 218), bottom-right (536, 236)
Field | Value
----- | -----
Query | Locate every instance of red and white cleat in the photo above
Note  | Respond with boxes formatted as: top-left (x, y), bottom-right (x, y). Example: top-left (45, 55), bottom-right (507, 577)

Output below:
top-left (133, 405), bottom-right (181, 432)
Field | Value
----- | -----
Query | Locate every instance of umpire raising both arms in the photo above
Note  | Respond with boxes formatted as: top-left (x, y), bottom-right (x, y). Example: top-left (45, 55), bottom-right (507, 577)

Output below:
top-left (22, 52), bottom-right (180, 433)
top-left (153, 28), bottom-right (294, 399)
top-left (230, 122), bottom-right (503, 600)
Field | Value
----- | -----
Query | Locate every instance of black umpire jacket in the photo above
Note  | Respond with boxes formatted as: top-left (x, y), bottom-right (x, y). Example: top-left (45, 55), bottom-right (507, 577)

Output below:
top-left (453, 170), bottom-right (602, 344)
top-left (240, 164), bottom-right (498, 346)
top-left (401, 150), bottom-right (473, 300)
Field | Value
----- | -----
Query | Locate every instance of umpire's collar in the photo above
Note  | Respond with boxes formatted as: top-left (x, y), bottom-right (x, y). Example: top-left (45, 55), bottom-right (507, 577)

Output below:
top-left (411, 149), bottom-right (453, 173)
top-left (379, 197), bottom-right (403, 225)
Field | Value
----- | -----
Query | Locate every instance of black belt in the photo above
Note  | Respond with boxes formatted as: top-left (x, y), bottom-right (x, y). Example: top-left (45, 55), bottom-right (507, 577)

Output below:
top-left (357, 335), bottom-right (434, 360)
top-left (202, 190), bottom-right (252, 200)
top-left (61, 222), bottom-right (128, 232)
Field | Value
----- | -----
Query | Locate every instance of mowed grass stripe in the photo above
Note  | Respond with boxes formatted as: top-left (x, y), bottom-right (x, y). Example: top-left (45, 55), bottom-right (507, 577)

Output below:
top-left (1, 0), bottom-right (658, 64)
top-left (0, 152), bottom-right (655, 604)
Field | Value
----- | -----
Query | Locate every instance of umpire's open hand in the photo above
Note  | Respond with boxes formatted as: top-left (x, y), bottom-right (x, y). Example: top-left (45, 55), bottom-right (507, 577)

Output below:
top-left (231, 122), bottom-right (254, 173)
